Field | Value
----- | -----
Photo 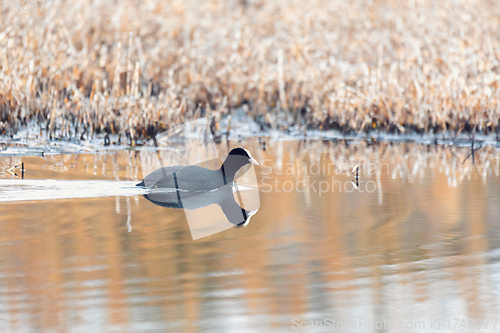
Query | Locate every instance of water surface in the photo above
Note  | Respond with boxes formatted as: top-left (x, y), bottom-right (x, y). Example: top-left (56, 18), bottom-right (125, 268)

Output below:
top-left (1, 139), bottom-right (500, 332)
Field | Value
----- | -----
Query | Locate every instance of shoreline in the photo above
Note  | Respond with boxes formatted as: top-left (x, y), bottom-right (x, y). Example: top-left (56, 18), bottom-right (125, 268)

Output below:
top-left (1, 127), bottom-right (499, 157)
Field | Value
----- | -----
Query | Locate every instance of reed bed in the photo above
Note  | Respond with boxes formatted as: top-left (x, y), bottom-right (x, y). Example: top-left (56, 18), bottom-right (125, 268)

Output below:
top-left (1, 0), bottom-right (500, 141)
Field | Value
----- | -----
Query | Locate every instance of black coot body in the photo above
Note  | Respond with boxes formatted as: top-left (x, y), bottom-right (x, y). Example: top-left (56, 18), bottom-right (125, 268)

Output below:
top-left (136, 147), bottom-right (258, 191)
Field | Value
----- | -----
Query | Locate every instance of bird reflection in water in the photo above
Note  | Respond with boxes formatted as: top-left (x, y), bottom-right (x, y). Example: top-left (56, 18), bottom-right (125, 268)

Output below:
top-left (142, 184), bottom-right (257, 227)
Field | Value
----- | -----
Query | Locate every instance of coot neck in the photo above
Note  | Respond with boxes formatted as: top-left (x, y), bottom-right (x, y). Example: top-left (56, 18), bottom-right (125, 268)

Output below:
top-left (218, 158), bottom-right (245, 185)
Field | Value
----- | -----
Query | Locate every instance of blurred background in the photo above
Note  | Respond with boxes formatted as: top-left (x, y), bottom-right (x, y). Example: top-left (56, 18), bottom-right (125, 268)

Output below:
top-left (1, 0), bottom-right (500, 139)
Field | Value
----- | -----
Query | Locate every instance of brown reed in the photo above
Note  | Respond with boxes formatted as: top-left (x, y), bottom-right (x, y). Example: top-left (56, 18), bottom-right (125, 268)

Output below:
top-left (1, 0), bottom-right (500, 142)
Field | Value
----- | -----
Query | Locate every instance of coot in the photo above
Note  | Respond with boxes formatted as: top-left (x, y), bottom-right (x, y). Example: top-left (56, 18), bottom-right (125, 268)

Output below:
top-left (136, 147), bottom-right (259, 191)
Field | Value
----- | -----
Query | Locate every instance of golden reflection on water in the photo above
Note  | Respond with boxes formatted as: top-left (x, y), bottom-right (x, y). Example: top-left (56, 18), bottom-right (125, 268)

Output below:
top-left (0, 139), bottom-right (500, 332)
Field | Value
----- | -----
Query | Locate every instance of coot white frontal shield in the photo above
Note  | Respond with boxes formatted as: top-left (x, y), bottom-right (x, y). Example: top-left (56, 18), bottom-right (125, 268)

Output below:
top-left (139, 118), bottom-right (260, 240)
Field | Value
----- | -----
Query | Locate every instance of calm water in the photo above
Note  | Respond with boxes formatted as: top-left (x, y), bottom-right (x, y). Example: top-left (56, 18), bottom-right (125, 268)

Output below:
top-left (1, 139), bottom-right (500, 332)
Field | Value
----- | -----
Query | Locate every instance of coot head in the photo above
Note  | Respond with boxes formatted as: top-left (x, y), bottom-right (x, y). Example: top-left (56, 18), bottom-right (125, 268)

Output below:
top-left (227, 148), bottom-right (259, 166)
